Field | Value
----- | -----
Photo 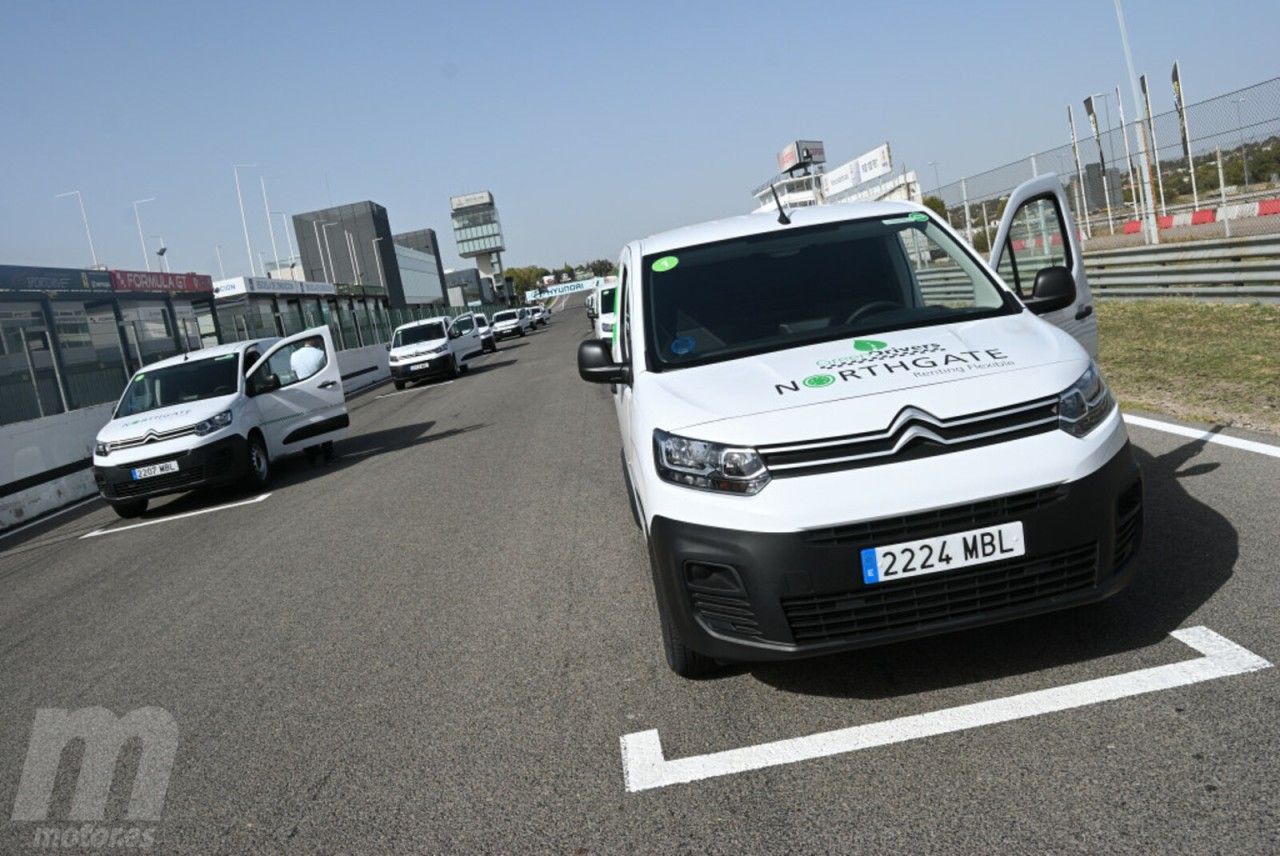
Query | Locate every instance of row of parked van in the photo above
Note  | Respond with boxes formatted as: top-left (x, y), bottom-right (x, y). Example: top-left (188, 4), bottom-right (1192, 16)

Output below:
top-left (90, 301), bottom-right (551, 518)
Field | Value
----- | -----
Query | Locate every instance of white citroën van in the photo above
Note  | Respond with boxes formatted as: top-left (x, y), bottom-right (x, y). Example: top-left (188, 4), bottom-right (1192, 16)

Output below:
top-left (93, 327), bottom-right (348, 518)
top-left (578, 175), bottom-right (1142, 677)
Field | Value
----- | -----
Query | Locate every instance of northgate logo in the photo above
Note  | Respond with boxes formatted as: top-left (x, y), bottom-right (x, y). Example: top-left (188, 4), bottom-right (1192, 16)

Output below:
top-left (778, 347), bottom-right (1013, 396)
top-left (12, 708), bottom-right (177, 850)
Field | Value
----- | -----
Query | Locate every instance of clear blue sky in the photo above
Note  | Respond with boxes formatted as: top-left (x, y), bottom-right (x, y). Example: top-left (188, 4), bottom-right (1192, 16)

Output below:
top-left (0, 0), bottom-right (1274, 277)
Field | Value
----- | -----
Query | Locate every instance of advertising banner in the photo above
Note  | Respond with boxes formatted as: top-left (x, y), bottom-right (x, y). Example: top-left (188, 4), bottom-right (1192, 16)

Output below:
top-left (212, 277), bottom-right (335, 299)
top-left (450, 191), bottom-right (494, 211)
top-left (1171, 61), bottom-right (1191, 160)
top-left (0, 265), bottom-right (111, 293)
top-left (777, 140), bottom-right (825, 173)
top-left (822, 143), bottom-right (893, 198)
top-left (110, 270), bottom-right (213, 293)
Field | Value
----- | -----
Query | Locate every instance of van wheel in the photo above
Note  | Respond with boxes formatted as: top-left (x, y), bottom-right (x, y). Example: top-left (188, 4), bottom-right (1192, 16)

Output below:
top-left (111, 499), bottom-right (148, 519)
top-left (647, 543), bottom-right (719, 679)
top-left (518, 327), bottom-right (526, 337)
top-left (244, 434), bottom-right (270, 488)
top-left (658, 597), bottom-right (720, 679)
top-left (394, 380), bottom-right (405, 391)
top-left (447, 355), bottom-right (460, 378)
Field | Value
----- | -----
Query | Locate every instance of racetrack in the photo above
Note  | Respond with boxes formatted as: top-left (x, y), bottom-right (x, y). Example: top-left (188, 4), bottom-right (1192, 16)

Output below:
top-left (3, 298), bottom-right (1279, 853)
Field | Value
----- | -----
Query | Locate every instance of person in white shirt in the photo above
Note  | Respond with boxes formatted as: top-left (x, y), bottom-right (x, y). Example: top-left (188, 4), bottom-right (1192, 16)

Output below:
top-left (290, 337), bottom-right (326, 381)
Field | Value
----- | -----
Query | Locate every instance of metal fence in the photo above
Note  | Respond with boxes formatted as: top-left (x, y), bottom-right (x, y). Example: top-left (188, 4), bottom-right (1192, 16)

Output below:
top-left (930, 76), bottom-right (1280, 252)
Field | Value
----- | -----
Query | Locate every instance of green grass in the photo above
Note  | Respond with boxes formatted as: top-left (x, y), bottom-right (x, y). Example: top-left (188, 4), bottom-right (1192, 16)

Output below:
top-left (1097, 300), bottom-right (1280, 434)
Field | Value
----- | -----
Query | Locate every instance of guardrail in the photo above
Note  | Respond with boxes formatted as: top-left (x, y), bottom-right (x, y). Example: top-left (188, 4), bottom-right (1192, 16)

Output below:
top-left (918, 235), bottom-right (1280, 300)
top-left (1085, 234), bottom-right (1280, 296)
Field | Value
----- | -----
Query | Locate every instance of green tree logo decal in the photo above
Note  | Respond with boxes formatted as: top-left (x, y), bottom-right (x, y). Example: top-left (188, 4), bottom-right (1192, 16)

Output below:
top-left (853, 339), bottom-right (887, 352)
top-left (803, 374), bottom-right (836, 388)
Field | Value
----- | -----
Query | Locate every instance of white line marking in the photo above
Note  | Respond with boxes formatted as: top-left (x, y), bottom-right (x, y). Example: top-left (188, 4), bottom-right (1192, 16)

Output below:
top-left (376, 380), bottom-right (454, 399)
top-left (80, 493), bottom-right (272, 539)
top-left (1124, 414), bottom-right (1280, 459)
top-left (620, 626), bottom-right (1270, 793)
top-left (0, 495), bottom-right (102, 541)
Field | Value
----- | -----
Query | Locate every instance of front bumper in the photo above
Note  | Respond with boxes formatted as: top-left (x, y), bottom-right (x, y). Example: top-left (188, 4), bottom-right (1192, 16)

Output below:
top-left (492, 327), bottom-right (520, 339)
top-left (390, 355), bottom-right (451, 379)
top-left (647, 442), bottom-right (1143, 662)
top-left (94, 434), bottom-right (249, 502)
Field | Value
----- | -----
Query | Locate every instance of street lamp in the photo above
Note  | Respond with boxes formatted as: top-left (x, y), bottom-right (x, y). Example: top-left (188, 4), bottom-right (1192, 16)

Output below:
top-left (1230, 98), bottom-right (1250, 188)
top-left (215, 244), bottom-right (226, 279)
top-left (310, 220), bottom-right (330, 282)
top-left (132, 197), bottom-right (157, 271)
top-left (55, 190), bottom-right (98, 267)
top-left (151, 235), bottom-right (170, 273)
top-left (260, 176), bottom-right (281, 274)
top-left (272, 211), bottom-right (297, 265)
top-left (233, 164), bottom-right (257, 276)
top-left (371, 236), bottom-right (387, 289)
top-left (320, 222), bottom-right (339, 283)
top-left (927, 162), bottom-right (951, 226)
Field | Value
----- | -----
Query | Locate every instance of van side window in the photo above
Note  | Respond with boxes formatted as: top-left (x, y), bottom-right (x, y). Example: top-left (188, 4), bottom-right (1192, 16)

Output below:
top-left (995, 196), bottom-right (1072, 296)
top-left (453, 316), bottom-right (474, 334)
top-left (251, 337), bottom-right (327, 390)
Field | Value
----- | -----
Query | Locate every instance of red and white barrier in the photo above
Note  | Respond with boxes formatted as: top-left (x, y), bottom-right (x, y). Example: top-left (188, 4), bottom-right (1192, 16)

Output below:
top-left (1118, 198), bottom-right (1280, 233)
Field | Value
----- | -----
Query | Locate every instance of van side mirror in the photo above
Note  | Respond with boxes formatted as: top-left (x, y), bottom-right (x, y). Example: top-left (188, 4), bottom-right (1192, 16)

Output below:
top-left (249, 373), bottom-right (281, 395)
top-left (578, 339), bottom-right (630, 384)
top-left (1024, 265), bottom-right (1076, 315)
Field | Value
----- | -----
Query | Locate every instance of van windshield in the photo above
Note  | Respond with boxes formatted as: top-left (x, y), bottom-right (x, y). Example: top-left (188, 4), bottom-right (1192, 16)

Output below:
top-left (643, 214), bottom-right (1015, 370)
top-left (392, 321), bottom-right (447, 347)
top-left (494, 311), bottom-right (517, 322)
top-left (115, 355), bottom-right (241, 417)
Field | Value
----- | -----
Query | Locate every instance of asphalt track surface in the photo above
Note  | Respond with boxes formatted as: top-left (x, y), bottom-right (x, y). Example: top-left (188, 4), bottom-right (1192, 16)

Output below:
top-left (3, 297), bottom-right (1279, 853)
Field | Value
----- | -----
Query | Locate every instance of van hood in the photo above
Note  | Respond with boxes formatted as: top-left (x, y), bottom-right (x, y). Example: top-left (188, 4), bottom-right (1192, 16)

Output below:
top-left (639, 313), bottom-right (1090, 444)
top-left (390, 338), bottom-right (448, 361)
top-left (97, 394), bottom-right (239, 443)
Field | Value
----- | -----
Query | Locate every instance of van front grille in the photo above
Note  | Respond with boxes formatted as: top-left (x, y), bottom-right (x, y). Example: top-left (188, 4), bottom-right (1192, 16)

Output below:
top-left (782, 542), bottom-right (1098, 644)
top-left (804, 487), bottom-right (1065, 548)
top-left (758, 397), bottom-right (1060, 477)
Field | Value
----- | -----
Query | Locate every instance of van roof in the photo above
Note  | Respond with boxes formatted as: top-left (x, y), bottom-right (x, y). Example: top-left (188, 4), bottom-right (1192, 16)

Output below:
top-left (394, 316), bottom-right (451, 332)
top-left (138, 339), bottom-right (271, 373)
top-left (636, 199), bottom-right (924, 258)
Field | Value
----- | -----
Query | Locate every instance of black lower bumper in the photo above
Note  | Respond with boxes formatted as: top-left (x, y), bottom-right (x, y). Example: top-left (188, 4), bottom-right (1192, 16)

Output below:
top-left (390, 356), bottom-right (451, 380)
top-left (94, 434), bottom-right (249, 503)
top-left (647, 442), bottom-right (1143, 662)
top-left (493, 328), bottom-right (522, 340)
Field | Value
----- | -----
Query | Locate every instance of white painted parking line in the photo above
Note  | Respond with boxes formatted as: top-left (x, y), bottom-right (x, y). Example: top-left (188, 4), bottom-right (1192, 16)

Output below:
top-left (0, 495), bottom-right (101, 542)
top-left (1124, 413), bottom-right (1280, 459)
top-left (619, 626), bottom-right (1271, 793)
top-left (377, 380), bottom-right (454, 399)
top-left (80, 493), bottom-right (272, 539)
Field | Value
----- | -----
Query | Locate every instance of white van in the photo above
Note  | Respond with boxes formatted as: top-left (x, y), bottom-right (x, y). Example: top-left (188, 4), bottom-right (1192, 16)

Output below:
top-left (578, 174), bottom-right (1142, 677)
top-left (93, 327), bottom-right (347, 518)
top-left (388, 315), bottom-right (482, 390)
top-left (592, 283), bottom-right (618, 341)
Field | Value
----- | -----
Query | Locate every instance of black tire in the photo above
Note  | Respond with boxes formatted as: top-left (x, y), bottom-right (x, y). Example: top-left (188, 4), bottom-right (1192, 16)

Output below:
top-left (518, 327), bottom-right (526, 337)
top-left (657, 591), bottom-right (720, 679)
top-left (646, 541), bottom-right (720, 678)
top-left (111, 499), bottom-right (147, 519)
top-left (244, 433), bottom-right (271, 489)
top-left (621, 449), bottom-right (642, 530)
top-left (447, 355), bottom-right (460, 379)
top-left (394, 380), bottom-right (406, 391)
top-left (484, 340), bottom-right (496, 353)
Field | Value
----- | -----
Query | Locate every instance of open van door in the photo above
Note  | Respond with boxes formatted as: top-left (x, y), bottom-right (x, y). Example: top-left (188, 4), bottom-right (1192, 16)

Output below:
top-left (989, 173), bottom-right (1098, 357)
top-left (245, 326), bottom-right (349, 460)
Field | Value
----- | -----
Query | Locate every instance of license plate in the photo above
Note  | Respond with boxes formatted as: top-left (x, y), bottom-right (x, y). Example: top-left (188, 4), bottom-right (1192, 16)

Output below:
top-left (412, 361), bottom-right (433, 371)
top-left (860, 522), bottom-right (1025, 585)
top-left (131, 460), bottom-right (179, 480)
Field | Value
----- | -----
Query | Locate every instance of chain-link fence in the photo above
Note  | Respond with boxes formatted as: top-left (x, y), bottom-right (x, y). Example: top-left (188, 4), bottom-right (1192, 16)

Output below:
top-left (929, 76), bottom-right (1280, 253)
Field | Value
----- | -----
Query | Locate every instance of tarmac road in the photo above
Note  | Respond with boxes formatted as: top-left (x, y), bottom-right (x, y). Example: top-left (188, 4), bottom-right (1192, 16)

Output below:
top-left (2, 299), bottom-right (1279, 854)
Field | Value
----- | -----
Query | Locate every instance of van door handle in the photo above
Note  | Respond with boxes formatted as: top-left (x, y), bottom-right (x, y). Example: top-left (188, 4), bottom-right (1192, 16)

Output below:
top-left (319, 380), bottom-right (338, 389)
top-left (1075, 304), bottom-right (1094, 320)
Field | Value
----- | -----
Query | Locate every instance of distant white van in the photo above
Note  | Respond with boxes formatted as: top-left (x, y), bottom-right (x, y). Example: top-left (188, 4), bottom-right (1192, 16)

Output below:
top-left (93, 327), bottom-right (348, 518)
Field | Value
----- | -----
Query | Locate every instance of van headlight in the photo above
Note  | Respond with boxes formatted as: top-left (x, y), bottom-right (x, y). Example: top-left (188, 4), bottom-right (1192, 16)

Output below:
top-left (653, 429), bottom-right (770, 495)
top-left (95, 441), bottom-right (110, 457)
top-left (1058, 363), bottom-right (1115, 438)
top-left (194, 410), bottom-right (233, 436)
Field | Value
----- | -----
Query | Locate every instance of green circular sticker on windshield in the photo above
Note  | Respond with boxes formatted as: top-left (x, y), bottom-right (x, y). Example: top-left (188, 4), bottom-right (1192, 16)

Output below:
top-left (803, 374), bottom-right (835, 388)
top-left (651, 256), bottom-right (679, 273)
